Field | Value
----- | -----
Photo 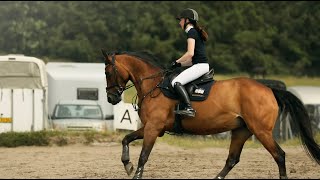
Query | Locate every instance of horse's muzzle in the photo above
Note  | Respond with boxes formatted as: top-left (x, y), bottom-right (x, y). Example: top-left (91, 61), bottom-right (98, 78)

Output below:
top-left (107, 93), bottom-right (122, 105)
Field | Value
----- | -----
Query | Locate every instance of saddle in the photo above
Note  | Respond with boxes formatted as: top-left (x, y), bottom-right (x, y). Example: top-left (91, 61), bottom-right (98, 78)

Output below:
top-left (159, 67), bottom-right (215, 135)
top-left (159, 68), bottom-right (215, 101)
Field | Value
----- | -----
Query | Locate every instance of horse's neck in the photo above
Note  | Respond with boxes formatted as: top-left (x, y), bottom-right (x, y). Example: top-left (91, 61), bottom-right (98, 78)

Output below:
top-left (120, 57), bottom-right (162, 97)
top-left (132, 68), bottom-right (162, 96)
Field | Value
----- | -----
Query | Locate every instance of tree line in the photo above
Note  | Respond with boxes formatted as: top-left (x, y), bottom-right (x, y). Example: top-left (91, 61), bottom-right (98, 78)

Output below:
top-left (0, 1), bottom-right (319, 76)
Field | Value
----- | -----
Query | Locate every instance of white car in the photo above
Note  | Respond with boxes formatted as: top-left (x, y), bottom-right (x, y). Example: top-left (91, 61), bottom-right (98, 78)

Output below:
top-left (51, 100), bottom-right (108, 132)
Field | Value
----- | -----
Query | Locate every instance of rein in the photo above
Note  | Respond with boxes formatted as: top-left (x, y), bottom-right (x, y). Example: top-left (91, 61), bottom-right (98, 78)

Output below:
top-left (132, 70), bottom-right (167, 111)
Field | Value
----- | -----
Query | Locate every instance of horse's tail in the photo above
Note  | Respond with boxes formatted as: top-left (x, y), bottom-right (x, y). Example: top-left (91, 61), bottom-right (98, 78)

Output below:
top-left (272, 88), bottom-right (320, 164)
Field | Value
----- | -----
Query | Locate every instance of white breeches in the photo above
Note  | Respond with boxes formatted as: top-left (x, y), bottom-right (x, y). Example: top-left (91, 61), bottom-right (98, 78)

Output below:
top-left (171, 63), bottom-right (210, 87)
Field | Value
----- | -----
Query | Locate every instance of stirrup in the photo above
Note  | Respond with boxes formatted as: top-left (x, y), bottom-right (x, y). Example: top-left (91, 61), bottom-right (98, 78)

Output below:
top-left (174, 108), bottom-right (196, 117)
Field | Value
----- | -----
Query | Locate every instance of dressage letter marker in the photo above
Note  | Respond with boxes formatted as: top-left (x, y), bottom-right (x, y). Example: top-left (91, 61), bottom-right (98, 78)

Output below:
top-left (120, 109), bottom-right (132, 124)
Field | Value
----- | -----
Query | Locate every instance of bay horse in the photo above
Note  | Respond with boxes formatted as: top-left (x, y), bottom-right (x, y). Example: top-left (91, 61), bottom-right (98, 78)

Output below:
top-left (101, 50), bottom-right (320, 179)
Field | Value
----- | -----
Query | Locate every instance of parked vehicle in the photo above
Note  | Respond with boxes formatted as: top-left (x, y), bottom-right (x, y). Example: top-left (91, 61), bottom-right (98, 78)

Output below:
top-left (51, 100), bottom-right (111, 132)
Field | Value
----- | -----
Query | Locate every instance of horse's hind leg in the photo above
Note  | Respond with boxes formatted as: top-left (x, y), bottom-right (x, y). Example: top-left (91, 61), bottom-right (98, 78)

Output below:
top-left (215, 126), bottom-right (252, 179)
top-left (121, 127), bottom-right (144, 176)
top-left (254, 131), bottom-right (287, 179)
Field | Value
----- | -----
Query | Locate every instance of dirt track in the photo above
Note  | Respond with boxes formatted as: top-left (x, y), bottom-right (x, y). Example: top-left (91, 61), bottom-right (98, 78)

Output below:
top-left (0, 142), bottom-right (318, 179)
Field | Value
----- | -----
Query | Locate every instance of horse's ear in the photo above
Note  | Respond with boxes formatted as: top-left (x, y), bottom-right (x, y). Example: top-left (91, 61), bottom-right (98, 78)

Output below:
top-left (101, 49), bottom-right (108, 57)
top-left (101, 49), bottom-right (111, 65)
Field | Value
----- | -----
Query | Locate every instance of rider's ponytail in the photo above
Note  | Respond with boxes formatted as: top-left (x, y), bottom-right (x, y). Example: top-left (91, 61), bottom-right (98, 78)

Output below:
top-left (195, 23), bottom-right (208, 42)
top-left (189, 20), bottom-right (208, 42)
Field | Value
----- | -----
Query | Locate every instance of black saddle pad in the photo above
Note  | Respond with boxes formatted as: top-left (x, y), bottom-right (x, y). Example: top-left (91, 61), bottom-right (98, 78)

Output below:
top-left (159, 69), bottom-right (215, 101)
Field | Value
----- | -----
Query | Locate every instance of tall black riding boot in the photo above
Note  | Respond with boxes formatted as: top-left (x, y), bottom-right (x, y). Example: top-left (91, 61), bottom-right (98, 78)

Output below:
top-left (174, 82), bottom-right (196, 117)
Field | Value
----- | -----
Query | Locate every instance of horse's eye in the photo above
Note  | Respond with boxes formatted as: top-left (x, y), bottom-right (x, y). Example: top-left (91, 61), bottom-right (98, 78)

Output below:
top-left (105, 71), bottom-right (111, 77)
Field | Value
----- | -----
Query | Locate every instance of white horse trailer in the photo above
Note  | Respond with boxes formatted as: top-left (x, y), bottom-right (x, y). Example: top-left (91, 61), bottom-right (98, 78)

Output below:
top-left (46, 62), bottom-right (114, 130)
top-left (0, 54), bottom-right (50, 132)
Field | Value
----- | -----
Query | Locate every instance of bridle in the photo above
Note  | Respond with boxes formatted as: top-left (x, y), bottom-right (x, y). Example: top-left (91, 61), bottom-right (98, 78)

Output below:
top-left (104, 52), bottom-right (170, 111)
top-left (105, 53), bottom-right (134, 97)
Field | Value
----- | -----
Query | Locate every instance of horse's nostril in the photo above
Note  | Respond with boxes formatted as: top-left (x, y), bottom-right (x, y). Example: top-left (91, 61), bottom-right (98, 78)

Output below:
top-left (108, 96), bottom-right (112, 102)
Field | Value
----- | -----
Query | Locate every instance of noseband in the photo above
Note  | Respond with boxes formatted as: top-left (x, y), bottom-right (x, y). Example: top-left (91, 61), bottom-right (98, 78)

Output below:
top-left (105, 53), bottom-right (134, 97)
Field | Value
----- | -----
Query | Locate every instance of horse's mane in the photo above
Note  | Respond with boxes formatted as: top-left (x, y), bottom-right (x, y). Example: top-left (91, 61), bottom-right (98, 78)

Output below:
top-left (113, 51), bottom-right (165, 69)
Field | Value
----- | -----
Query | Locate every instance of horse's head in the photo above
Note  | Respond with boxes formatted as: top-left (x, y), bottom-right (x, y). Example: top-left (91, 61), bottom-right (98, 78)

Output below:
top-left (101, 49), bottom-right (130, 105)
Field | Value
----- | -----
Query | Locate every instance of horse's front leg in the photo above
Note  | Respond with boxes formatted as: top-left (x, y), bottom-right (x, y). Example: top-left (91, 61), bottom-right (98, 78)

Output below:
top-left (133, 124), bottom-right (161, 179)
top-left (122, 127), bottom-right (144, 176)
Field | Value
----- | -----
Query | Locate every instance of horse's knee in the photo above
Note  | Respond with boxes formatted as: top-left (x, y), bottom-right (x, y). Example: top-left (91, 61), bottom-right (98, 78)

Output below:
top-left (122, 138), bottom-right (127, 146)
top-left (122, 134), bottom-right (131, 145)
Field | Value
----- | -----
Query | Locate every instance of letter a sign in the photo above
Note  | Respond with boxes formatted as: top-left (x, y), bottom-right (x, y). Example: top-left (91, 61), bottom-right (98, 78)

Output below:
top-left (120, 109), bottom-right (132, 124)
top-left (114, 102), bottom-right (140, 131)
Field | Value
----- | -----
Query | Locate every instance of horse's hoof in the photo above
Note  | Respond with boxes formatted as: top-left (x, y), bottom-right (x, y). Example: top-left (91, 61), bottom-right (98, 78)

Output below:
top-left (125, 162), bottom-right (134, 176)
top-left (133, 175), bottom-right (142, 179)
top-left (214, 175), bottom-right (224, 179)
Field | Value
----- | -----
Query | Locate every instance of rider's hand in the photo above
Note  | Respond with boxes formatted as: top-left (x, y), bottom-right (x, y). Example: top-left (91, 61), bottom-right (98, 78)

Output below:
top-left (171, 61), bottom-right (181, 69)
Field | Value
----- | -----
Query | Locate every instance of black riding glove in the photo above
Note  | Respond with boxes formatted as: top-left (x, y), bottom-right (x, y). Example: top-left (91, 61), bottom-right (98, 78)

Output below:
top-left (171, 61), bottom-right (181, 69)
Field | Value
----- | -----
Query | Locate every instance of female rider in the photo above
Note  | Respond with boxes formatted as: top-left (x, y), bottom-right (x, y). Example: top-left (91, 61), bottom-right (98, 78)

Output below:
top-left (171, 8), bottom-right (209, 117)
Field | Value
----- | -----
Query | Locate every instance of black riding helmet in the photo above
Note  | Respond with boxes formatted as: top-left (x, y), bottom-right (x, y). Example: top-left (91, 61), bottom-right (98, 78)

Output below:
top-left (176, 8), bottom-right (199, 21)
top-left (176, 8), bottom-right (199, 29)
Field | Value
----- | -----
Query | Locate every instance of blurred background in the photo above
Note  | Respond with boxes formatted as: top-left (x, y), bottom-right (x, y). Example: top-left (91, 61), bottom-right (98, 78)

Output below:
top-left (0, 1), bottom-right (319, 76)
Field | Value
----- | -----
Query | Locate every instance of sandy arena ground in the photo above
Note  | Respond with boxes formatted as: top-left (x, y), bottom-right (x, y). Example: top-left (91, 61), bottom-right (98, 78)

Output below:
top-left (0, 142), bottom-right (319, 179)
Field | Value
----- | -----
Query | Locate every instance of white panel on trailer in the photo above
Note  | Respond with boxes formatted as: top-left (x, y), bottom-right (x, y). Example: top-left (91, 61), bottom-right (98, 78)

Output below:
top-left (0, 89), bottom-right (12, 132)
top-left (12, 89), bottom-right (33, 132)
top-left (34, 89), bottom-right (44, 131)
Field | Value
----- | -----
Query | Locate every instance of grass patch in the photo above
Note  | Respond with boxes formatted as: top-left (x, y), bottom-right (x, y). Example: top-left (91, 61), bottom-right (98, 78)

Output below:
top-left (0, 130), bottom-right (125, 147)
top-left (0, 131), bottom-right (49, 147)
top-left (0, 130), bottom-right (318, 149)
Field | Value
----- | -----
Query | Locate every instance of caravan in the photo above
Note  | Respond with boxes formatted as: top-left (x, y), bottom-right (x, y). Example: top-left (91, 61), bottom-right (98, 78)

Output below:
top-left (0, 54), bottom-right (50, 132)
top-left (46, 62), bottom-right (114, 131)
